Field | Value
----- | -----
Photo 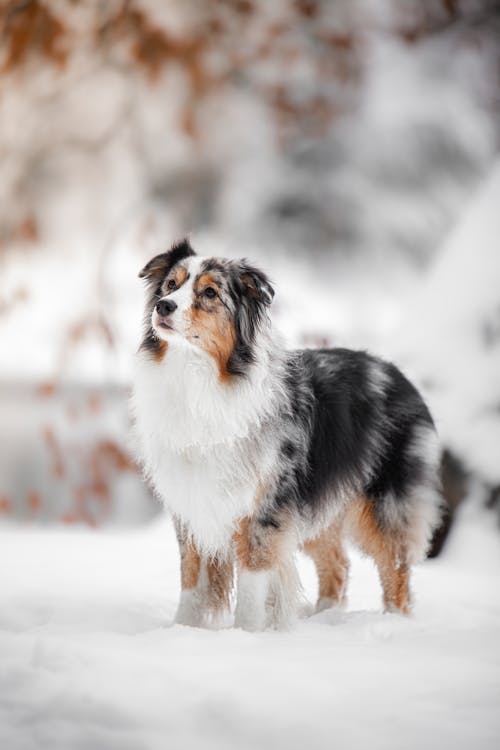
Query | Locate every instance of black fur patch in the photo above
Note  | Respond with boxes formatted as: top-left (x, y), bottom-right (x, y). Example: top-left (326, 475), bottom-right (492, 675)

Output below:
top-left (139, 238), bottom-right (195, 285)
top-left (267, 348), bottom-right (437, 530)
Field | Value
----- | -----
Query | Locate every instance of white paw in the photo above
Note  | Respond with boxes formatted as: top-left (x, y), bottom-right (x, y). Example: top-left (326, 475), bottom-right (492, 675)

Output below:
top-left (317, 596), bottom-right (334, 612)
top-left (384, 602), bottom-right (411, 616)
top-left (234, 569), bottom-right (268, 631)
top-left (174, 590), bottom-right (204, 627)
top-left (264, 566), bottom-right (301, 630)
top-left (234, 606), bottom-right (264, 632)
top-left (298, 600), bottom-right (316, 619)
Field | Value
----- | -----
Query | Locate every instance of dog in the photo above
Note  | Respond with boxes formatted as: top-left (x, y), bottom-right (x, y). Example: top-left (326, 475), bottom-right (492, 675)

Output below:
top-left (132, 239), bottom-right (442, 630)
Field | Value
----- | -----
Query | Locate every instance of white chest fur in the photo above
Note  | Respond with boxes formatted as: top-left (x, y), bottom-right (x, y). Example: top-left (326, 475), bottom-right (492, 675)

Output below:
top-left (131, 337), bottom-right (278, 553)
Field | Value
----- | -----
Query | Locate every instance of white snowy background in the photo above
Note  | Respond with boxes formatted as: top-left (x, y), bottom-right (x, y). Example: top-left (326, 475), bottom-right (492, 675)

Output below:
top-left (0, 1), bottom-right (499, 748)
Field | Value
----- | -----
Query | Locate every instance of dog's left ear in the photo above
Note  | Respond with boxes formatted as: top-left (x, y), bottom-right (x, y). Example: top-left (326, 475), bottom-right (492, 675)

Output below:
top-left (238, 262), bottom-right (275, 306)
top-left (139, 238), bottom-right (196, 285)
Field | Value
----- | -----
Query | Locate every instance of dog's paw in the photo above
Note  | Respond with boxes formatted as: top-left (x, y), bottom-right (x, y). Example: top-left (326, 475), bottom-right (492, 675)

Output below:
top-left (174, 591), bottom-right (204, 627)
top-left (315, 596), bottom-right (347, 614)
top-left (234, 606), bottom-right (264, 632)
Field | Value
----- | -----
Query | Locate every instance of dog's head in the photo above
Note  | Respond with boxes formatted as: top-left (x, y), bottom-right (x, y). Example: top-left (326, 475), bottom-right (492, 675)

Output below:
top-left (139, 239), bottom-right (274, 379)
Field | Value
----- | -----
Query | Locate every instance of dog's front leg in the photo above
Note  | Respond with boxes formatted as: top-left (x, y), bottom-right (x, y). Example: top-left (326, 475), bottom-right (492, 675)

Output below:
top-left (234, 567), bottom-right (270, 631)
top-left (233, 517), bottom-right (269, 630)
top-left (174, 519), bottom-right (204, 626)
top-left (174, 519), bottom-right (233, 627)
top-left (233, 516), bottom-right (299, 631)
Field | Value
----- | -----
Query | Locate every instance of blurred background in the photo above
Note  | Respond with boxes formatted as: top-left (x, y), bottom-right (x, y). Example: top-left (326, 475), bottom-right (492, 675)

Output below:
top-left (0, 0), bottom-right (499, 542)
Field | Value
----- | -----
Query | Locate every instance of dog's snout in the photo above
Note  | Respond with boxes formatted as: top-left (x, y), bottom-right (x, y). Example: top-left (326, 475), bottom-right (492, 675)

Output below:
top-left (156, 299), bottom-right (177, 317)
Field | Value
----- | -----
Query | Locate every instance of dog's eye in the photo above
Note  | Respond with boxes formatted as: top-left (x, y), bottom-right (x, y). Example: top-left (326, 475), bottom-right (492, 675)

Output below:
top-left (204, 287), bottom-right (217, 299)
top-left (167, 279), bottom-right (176, 290)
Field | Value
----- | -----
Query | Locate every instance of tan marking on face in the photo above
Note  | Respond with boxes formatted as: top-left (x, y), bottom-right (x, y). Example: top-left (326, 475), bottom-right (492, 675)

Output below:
top-left (303, 522), bottom-right (349, 607)
top-left (344, 498), bottom-right (411, 614)
top-left (186, 272), bottom-right (236, 381)
top-left (196, 272), bottom-right (220, 292)
top-left (162, 264), bottom-right (188, 293)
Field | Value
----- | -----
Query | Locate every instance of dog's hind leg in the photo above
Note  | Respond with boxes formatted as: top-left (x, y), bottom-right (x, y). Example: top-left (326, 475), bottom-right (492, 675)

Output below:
top-left (345, 498), bottom-right (412, 615)
top-left (303, 522), bottom-right (350, 612)
top-left (376, 554), bottom-right (411, 615)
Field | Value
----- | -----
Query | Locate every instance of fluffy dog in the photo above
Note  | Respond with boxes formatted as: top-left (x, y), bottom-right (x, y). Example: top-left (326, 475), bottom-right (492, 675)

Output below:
top-left (132, 239), bottom-right (441, 630)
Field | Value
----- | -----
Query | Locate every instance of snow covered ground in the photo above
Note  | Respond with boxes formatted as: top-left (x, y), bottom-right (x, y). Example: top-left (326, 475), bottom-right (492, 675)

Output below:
top-left (1, 496), bottom-right (499, 750)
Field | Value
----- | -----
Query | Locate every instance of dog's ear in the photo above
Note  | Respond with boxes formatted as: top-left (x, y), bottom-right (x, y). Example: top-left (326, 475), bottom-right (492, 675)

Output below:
top-left (237, 261), bottom-right (275, 307)
top-left (139, 238), bottom-right (196, 285)
top-left (226, 260), bottom-right (274, 377)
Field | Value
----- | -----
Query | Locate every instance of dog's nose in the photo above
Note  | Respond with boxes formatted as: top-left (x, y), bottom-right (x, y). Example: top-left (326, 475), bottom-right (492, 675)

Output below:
top-left (156, 299), bottom-right (177, 317)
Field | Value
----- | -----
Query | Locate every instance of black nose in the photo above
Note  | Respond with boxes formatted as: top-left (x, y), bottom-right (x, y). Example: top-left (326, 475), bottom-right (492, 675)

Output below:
top-left (156, 299), bottom-right (177, 317)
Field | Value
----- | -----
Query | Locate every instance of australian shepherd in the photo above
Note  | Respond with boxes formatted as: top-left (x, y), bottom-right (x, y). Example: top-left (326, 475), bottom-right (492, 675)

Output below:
top-left (132, 239), bottom-right (442, 630)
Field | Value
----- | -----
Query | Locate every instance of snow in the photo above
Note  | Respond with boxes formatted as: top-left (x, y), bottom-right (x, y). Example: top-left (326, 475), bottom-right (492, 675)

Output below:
top-left (2, 497), bottom-right (499, 750)
top-left (392, 160), bottom-right (500, 484)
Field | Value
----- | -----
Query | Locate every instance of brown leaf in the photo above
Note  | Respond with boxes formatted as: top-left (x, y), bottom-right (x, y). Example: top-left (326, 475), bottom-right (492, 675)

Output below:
top-left (27, 490), bottom-right (41, 511)
top-left (1, 0), bottom-right (68, 74)
top-left (0, 496), bottom-right (11, 513)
